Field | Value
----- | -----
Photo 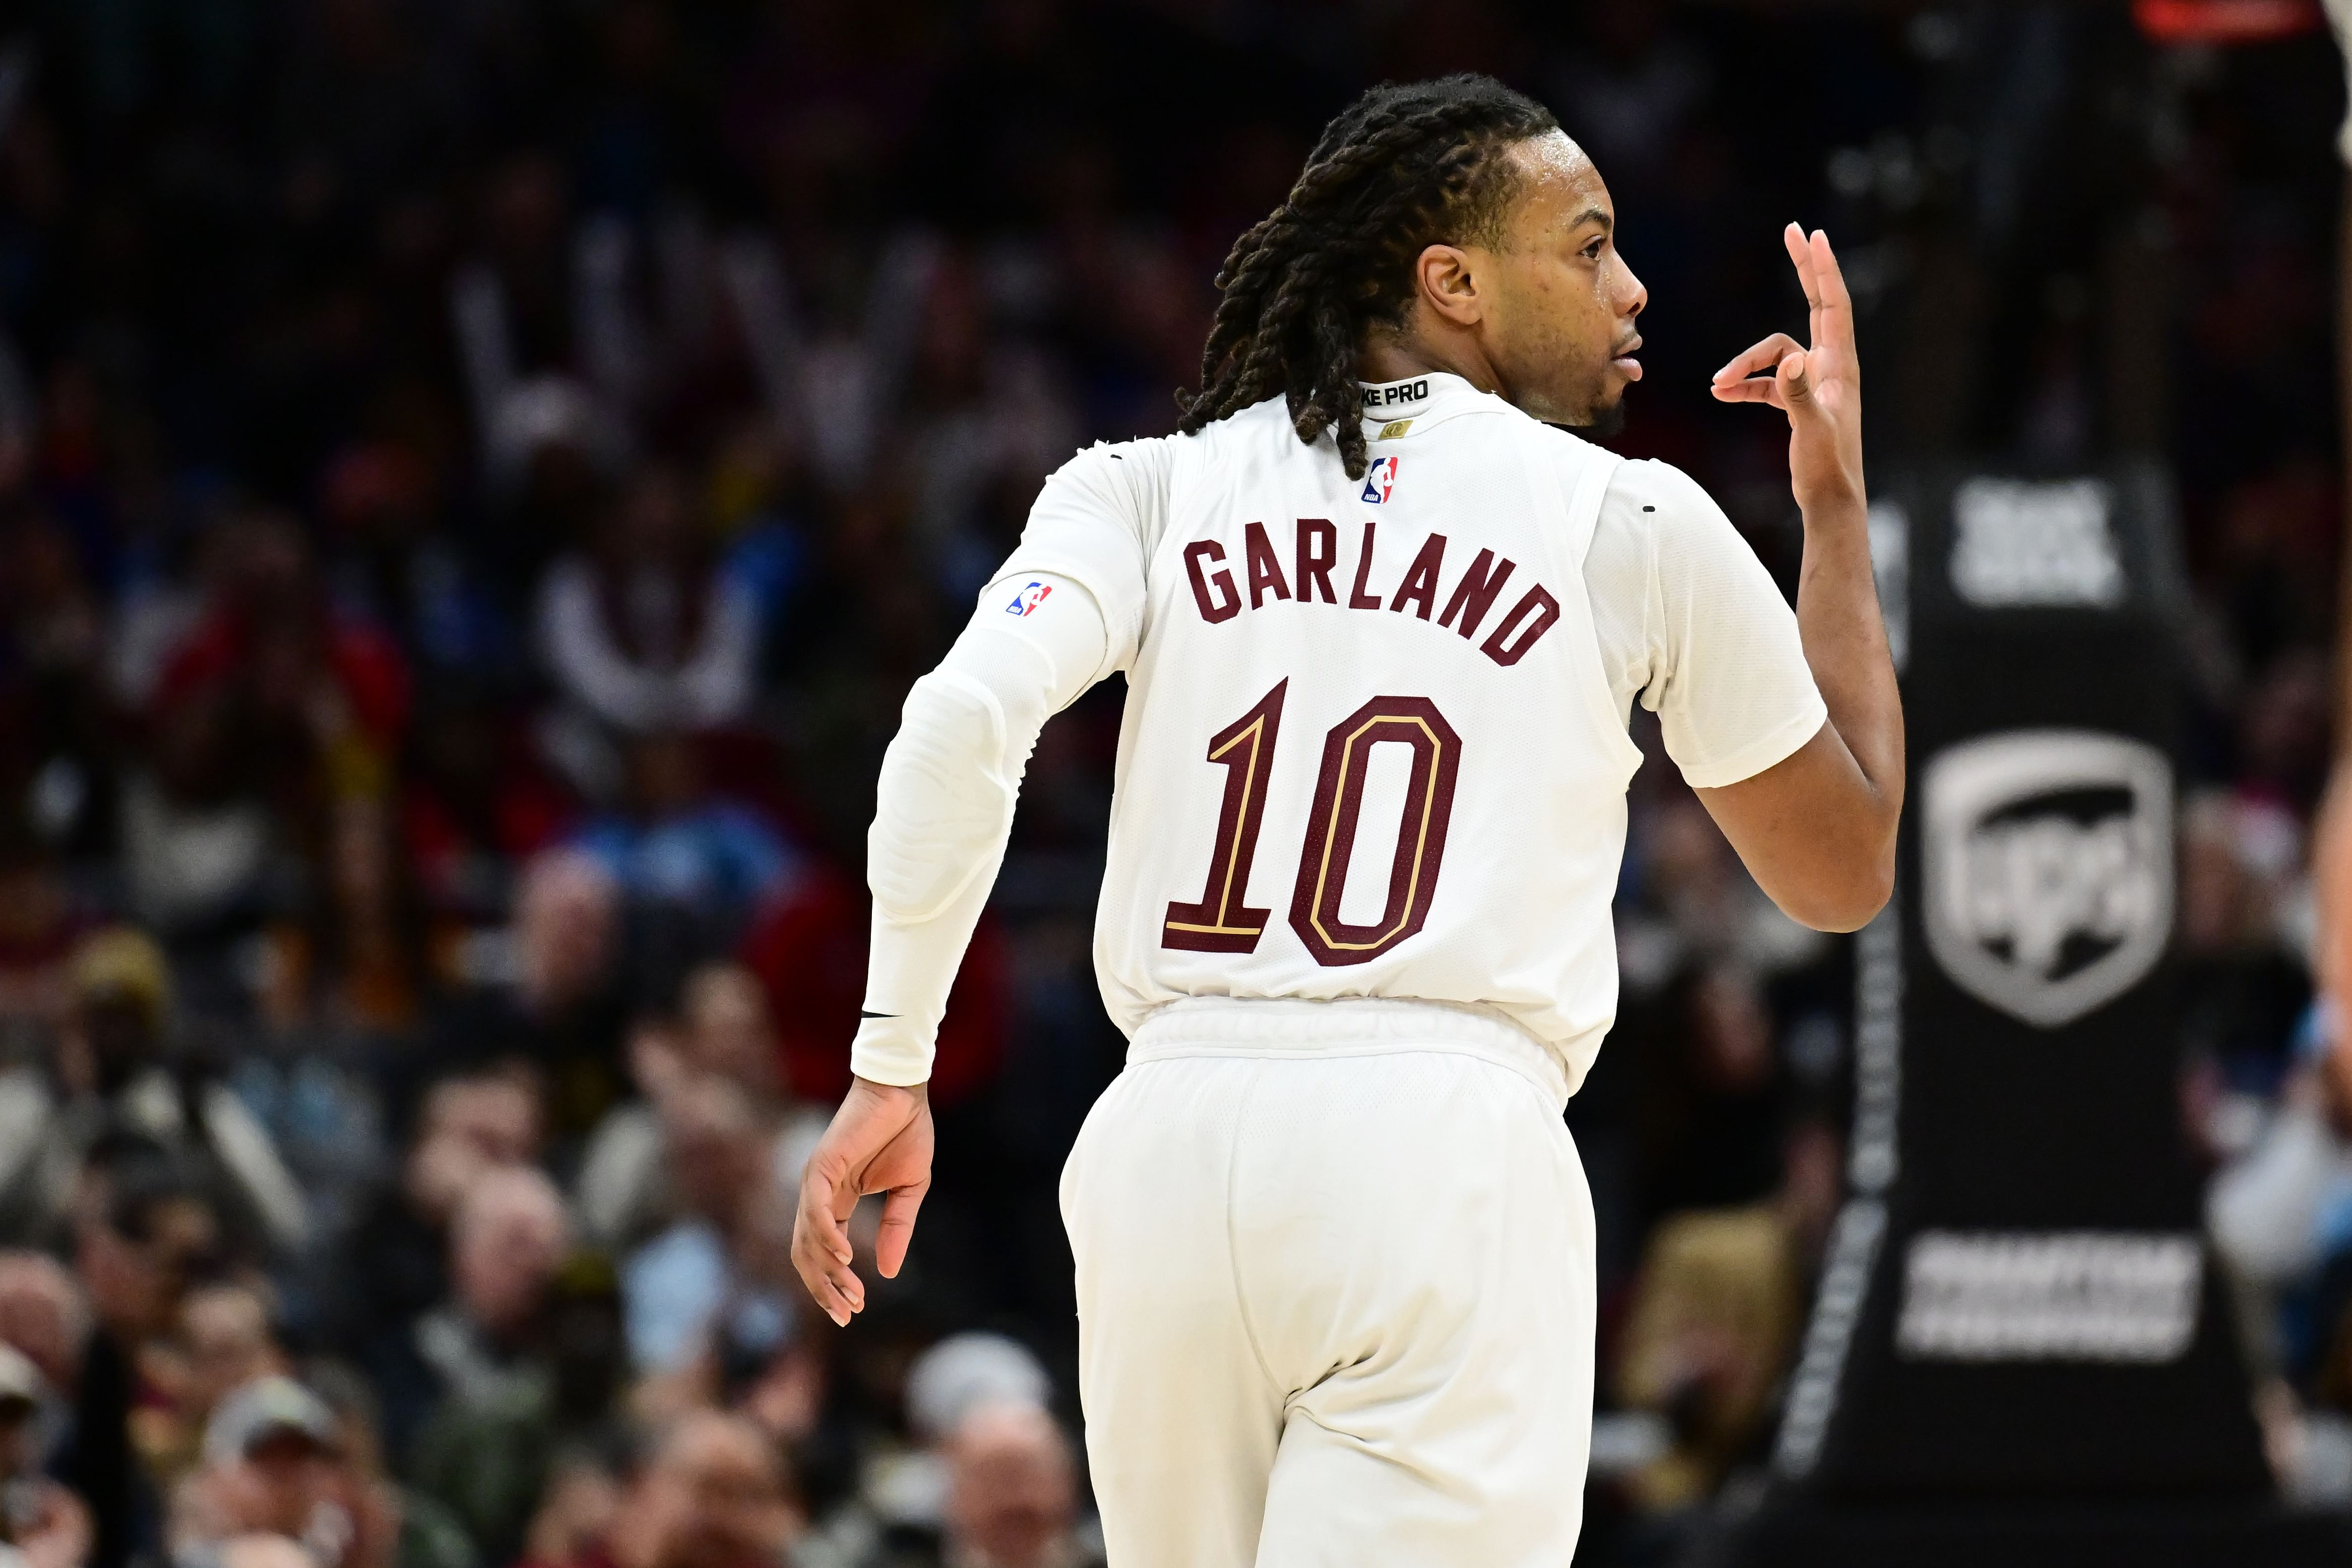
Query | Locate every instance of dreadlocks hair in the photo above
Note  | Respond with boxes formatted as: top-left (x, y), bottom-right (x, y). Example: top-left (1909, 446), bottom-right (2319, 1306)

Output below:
top-left (1175, 75), bottom-right (1558, 481)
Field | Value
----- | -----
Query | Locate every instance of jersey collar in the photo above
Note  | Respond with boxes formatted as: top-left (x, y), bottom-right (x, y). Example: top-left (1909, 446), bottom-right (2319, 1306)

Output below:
top-left (1357, 371), bottom-right (1498, 430)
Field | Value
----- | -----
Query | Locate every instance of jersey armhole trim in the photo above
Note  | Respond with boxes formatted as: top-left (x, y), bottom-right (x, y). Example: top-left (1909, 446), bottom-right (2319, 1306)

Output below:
top-left (1524, 436), bottom-right (1645, 780)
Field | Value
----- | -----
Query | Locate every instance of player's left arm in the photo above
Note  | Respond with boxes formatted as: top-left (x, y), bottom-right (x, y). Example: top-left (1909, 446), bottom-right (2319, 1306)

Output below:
top-left (1699, 225), bottom-right (1904, 933)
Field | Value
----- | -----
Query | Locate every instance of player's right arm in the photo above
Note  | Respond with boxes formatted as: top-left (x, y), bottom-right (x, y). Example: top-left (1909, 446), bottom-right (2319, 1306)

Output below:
top-left (792, 442), bottom-right (1159, 1324)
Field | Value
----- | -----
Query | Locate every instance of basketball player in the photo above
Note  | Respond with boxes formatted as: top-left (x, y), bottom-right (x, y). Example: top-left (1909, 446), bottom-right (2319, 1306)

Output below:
top-left (793, 75), bottom-right (1902, 1565)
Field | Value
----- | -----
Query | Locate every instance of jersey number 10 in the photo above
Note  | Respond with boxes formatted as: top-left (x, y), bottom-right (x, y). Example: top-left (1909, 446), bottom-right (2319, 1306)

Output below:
top-left (1161, 680), bottom-right (1462, 967)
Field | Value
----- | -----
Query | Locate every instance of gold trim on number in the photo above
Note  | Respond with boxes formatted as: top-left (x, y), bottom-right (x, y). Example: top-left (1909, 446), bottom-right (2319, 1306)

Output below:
top-left (1163, 712), bottom-right (1272, 937)
top-left (1307, 714), bottom-right (1443, 951)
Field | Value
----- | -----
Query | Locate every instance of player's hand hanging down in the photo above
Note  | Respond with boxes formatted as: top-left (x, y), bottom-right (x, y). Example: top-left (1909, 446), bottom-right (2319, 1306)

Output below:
top-left (1708, 224), bottom-right (1864, 519)
top-left (793, 1076), bottom-right (934, 1325)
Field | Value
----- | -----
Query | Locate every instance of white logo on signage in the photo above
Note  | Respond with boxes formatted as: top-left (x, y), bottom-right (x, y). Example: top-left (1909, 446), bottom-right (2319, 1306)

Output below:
top-left (1949, 477), bottom-right (2123, 608)
top-left (1922, 730), bottom-right (2171, 1028)
top-left (1897, 1230), bottom-right (2201, 1364)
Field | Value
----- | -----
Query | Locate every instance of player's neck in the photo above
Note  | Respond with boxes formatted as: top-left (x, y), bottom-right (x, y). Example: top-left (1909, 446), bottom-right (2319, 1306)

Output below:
top-left (1358, 330), bottom-right (1503, 398)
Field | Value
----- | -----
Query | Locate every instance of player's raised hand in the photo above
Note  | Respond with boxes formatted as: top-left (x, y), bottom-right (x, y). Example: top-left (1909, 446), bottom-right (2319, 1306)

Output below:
top-left (792, 1076), bottom-right (934, 1325)
top-left (1710, 224), bottom-right (1865, 518)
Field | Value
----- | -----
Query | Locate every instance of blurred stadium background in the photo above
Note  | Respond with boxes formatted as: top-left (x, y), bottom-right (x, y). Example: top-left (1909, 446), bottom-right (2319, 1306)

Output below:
top-left (0, 1), bottom-right (2344, 1565)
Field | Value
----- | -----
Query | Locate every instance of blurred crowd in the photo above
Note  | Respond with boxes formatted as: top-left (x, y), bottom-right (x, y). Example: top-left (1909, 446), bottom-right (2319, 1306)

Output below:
top-left (0, 1), bottom-right (2340, 1565)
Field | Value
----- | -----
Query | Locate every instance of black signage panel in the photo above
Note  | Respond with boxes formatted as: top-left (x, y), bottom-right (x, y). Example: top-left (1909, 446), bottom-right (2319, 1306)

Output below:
top-left (1724, 468), bottom-right (2347, 1564)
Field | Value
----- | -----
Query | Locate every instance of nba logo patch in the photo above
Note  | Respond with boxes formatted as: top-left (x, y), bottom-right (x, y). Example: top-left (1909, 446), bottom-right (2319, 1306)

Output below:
top-left (1005, 580), bottom-right (1053, 617)
top-left (1361, 456), bottom-right (1399, 504)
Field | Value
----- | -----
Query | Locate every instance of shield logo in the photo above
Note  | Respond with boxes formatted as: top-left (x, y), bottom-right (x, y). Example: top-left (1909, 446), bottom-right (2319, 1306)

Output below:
top-left (1921, 730), bottom-right (2172, 1029)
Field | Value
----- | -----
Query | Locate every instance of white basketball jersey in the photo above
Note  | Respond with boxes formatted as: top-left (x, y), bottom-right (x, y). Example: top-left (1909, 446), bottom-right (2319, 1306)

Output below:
top-left (1093, 376), bottom-right (1643, 1093)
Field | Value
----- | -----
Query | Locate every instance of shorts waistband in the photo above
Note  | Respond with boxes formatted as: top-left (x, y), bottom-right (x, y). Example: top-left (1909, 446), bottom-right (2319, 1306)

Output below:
top-left (1127, 996), bottom-right (1568, 1112)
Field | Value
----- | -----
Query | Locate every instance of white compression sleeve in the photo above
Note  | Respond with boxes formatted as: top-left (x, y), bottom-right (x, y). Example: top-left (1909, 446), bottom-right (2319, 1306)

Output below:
top-left (850, 573), bottom-right (1110, 1085)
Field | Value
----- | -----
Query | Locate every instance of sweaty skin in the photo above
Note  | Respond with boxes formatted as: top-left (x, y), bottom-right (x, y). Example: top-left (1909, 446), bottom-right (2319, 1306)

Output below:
top-left (793, 132), bottom-right (1904, 1325)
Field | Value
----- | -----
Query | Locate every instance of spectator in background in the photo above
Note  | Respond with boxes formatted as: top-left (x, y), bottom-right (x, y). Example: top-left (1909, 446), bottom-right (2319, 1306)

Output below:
top-left (1609, 1196), bottom-right (1807, 1517)
top-left (576, 960), bottom-right (811, 1253)
top-left (577, 1014), bottom-right (688, 1258)
top-left (404, 1167), bottom-right (572, 1566)
top-left (0, 1253), bottom-right (84, 1421)
top-left (934, 1403), bottom-right (1099, 1568)
top-left (1630, 961), bottom-right (1789, 1235)
top-left (536, 467), bottom-right (758, 803)
top-left (570, 734), bottom-right (795, 945)
top-left (399, 688), bottom-right (576, 933)
top-left (620, 1076), bottom-right (796, 1383)
top-left (137, 1281), bottom-right (287, 1490)
top-left (170, 1376), bottom-right (412, 1568)
top-left (435, 850), bottom-right (628, 1144)
top-left (518, 1410), bottom-right (799, 1568)
top-left (179, 1287), bottom-right (280, 1419)
top-left (0, 1341), bottom-right (92, 1568)
top-left (66, 1149), bottom-right (236, 1568)
top-left (184, 1537), bottom-right (318, 1568)
top-left (317, 438), bottom-right (504, 687)
top-left (116, 679), bottom-right (279, 946)
top-left (516, 1456), bottom-right (620, 1568)
top-left (2210, 1014), bottom-right (2352, 1389)
top-left (0, 829), bottom-right (82, 1039)
top-left (133, 515), bottom-right (410, 953)
top-left (0, 927), bottom-right (305, 1255)
top-left (1617, 798), bottom-right (1827, 990)
top-left (330, 1064), bottom-right (543, 1461)
top-left (2180, 788), bottom-right (2314, 1081)
top-left (0, 509), bottom-right (117, 864)
top-left (903, 1336), bottom-right (1051, 1455)
top-left (800, 1333), bottom-right (1056, 1567)
top-left (304, 1364), bottom-right (480, 1568)
top-left (151, 519), bottom-right (411, 781)
top-left (266, 788), bottom-right (426, 1037)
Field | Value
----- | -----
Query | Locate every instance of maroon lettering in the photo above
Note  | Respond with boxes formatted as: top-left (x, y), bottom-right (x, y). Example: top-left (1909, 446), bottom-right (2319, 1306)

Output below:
top-left (1163, 681), bottom-right (1287, 952)
top-left (1296, 518), bottom-right (1338, 604)
top-left (1438, 549), bottom-right (1516, 640)
top-left (1389, 533), bottom-right (1446, 620)
top-left (1480, 586), bottom-right (1562, 667)
top-left (1184, 540), bottom-right (1242, 624)
top-left (1244, 522), bottom-right (1291, 609)
top-left (1347, 523), bottom-right (1384, 610)
top-left (1288, 696), bottom-right (1463, 967)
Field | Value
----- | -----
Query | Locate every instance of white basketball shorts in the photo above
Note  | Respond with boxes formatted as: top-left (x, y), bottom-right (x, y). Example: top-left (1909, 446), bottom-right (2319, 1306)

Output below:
top-left (1060, 996), bottom-right (1597, 1567)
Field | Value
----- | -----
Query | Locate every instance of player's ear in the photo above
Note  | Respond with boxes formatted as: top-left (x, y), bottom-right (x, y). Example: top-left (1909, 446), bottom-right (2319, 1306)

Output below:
top-left (1415, 243), bottom-right (1484, 328)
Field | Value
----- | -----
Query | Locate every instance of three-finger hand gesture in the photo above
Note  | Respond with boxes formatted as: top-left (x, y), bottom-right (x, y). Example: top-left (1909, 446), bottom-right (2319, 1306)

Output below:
top-left (1711, 224), bottom-right (1865, 518)
top-left (792, 1077), bottom-right (933, 1325)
